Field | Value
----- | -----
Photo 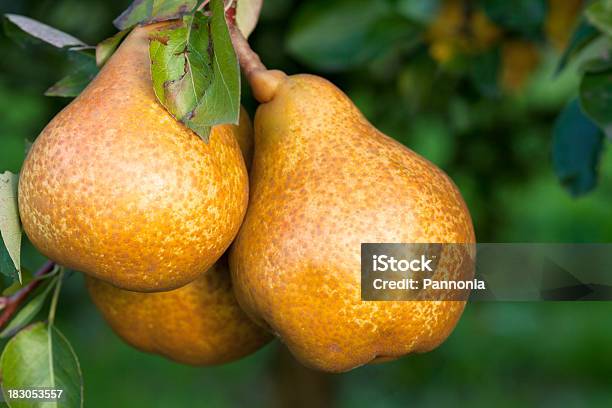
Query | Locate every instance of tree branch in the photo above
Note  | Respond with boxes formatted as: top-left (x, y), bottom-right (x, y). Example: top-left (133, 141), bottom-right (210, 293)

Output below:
top-left (0, 260), bottom-right (56, 329)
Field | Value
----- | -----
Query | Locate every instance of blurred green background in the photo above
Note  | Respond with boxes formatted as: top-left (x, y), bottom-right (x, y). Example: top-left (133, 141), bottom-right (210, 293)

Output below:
top-left (2, 0), bottom-right (612, 406)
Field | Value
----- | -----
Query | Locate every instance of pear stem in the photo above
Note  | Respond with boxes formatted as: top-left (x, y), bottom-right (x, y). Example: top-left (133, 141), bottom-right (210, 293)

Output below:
top-left (0, 260), bottom-right (56, 329)
top-left (229, 23), bottom-right (267, 78)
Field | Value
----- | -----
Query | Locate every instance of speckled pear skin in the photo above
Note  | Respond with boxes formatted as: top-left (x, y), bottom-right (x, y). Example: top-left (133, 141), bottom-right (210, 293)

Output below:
top-left (86, 256), bottom-right (272, 365)
top-left (18, 23), bottom-right (249, 292)
top-left (230, 74), bottom-right (475, 373)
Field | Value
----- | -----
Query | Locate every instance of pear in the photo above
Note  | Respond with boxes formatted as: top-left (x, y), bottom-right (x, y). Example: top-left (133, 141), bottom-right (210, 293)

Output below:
top-left (86, 255), bottom-right (271, 365)
top-left (87, 99), bottom-right (268, 366)
top-left (18, 23), bottom-right (249, 292)
top-left (230, 70), bottom-right (475, 372)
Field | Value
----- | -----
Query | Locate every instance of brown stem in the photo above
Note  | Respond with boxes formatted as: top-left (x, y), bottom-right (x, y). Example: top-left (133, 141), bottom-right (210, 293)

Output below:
top-left (0, 260), bottom-right (56, 329)
top-left (229, 23), bottom-right (267, 77)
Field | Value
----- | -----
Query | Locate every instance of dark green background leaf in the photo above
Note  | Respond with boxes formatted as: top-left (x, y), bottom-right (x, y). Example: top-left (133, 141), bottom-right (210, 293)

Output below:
top-left (396, 0), bottom-right (440, 24)
top-left (580, 67), bottom-right (612, 137)
top-left (552, 100), bottom-right (605, 197)
top-left (470, 47), bottom-right (502, 98)
top-left (556, 20), bottom-right (599, 74)
top-left (480, 0), bottom-right (547, 38)
top-left (113, 0), bottom-right (198, 30)
top-left (286, 0), bottom-right (394, 72)
top-left (0, 323), bottom-right (83, 408)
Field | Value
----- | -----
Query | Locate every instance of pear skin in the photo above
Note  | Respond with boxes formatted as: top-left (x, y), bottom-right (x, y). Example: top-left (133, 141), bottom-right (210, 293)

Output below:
top-left (86, 256), bottom-right (272, 365)
top-left (230, 73), bottom-right (475, 372)
top-left (18, 23), bottom-right (249, 292)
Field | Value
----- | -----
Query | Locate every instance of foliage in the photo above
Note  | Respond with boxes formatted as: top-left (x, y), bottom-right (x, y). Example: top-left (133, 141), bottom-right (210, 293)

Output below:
top-left (3, 0), bottom-right (241, 140)
top-left (1, 0), bottom-right (612, 406)
top-left (0, 172), bottom-right (21, 282)
top-left (1, 322), bottom-right (83, 408)
top-left (150, 0), bottom-right (240, 141)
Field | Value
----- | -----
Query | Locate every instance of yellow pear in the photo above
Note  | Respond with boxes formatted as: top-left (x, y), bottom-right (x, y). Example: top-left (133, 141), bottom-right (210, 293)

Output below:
top-left (230, 70), bottom-right (475, 372)
top-left (18, 23), bottom-right (249, 292)
top-left (86, 255), bottom-right (271, 365)
top-left (87, 100), bottom-right (266, 366)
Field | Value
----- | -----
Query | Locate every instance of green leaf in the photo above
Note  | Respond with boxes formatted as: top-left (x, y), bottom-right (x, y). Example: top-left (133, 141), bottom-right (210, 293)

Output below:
top-left (0, 244), bottom-right (18, 284)
top-left (396, 0), bottom-right (440, 24)
top-left (2, 14), bottom-right (98, 98)
top-left (580, 56), bottom-right (612, 74)
top-left (96, 29), bottom-right (130, 67)
top-left (580, 67), bottom-right (612, 137)
top-left (113, 0), bottom-right (198, 31)
top-left (470, 47), bottom-right (502, 98)
top-left (236, 0), bottom-right (263, 38)
top-left (585, 0), bottom-right (612, 37)
top-left (3, 14), bottom-right (87, 49)
top-left (150, 13), bottom-right (213, 122)
top-left (286, 0), bottom-right (394, 72)
top-left (45, 52), bottom-right (99, 98)
top-left (185, 0), bottom-right (240, 134)
top-left (556, 21), bottom-right (599, 75)
top-left (552, 100), bottom-right (604, 197)
top-left (0, 275), bottom-right (59, 339)
top-left (480, 0), bottom-right (547, 38)
top-left (150, 0), bottom-right (240, 141)
top-left (0, 172), bottom-right (21, 283)
top-left (0, 323), bottom-right (83, 408)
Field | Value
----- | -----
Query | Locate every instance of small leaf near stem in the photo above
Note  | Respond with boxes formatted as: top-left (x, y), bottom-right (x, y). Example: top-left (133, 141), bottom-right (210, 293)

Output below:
top-left (3, 14), bottom-right (86, 49)
top-left (0, 171), bottom-right (22, 282)
top-left (96, 29), bottom-right (130, 67)
top-left (150, 0), bottom-right (240, 141)
top-left (235, 0), bottom-right (263, 38)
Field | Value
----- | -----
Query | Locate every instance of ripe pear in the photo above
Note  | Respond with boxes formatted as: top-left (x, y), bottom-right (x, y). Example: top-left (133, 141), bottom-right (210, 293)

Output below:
top-left (230, 70), bottom-right (475, 372)
top-left (18, 23), bottom-right (249, 292)
top-left (86, 255), bottom-right (272, 365)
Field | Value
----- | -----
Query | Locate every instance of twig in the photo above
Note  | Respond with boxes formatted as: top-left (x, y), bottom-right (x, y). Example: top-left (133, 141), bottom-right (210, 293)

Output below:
top-left (225, 0), bottom-right (236, 20)
top-left (0, 260), bottom-right (56, 329)
top-left (47, 267), bottom-right (64, 326)
top-left (229, 23), bottom-right (267, 78)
